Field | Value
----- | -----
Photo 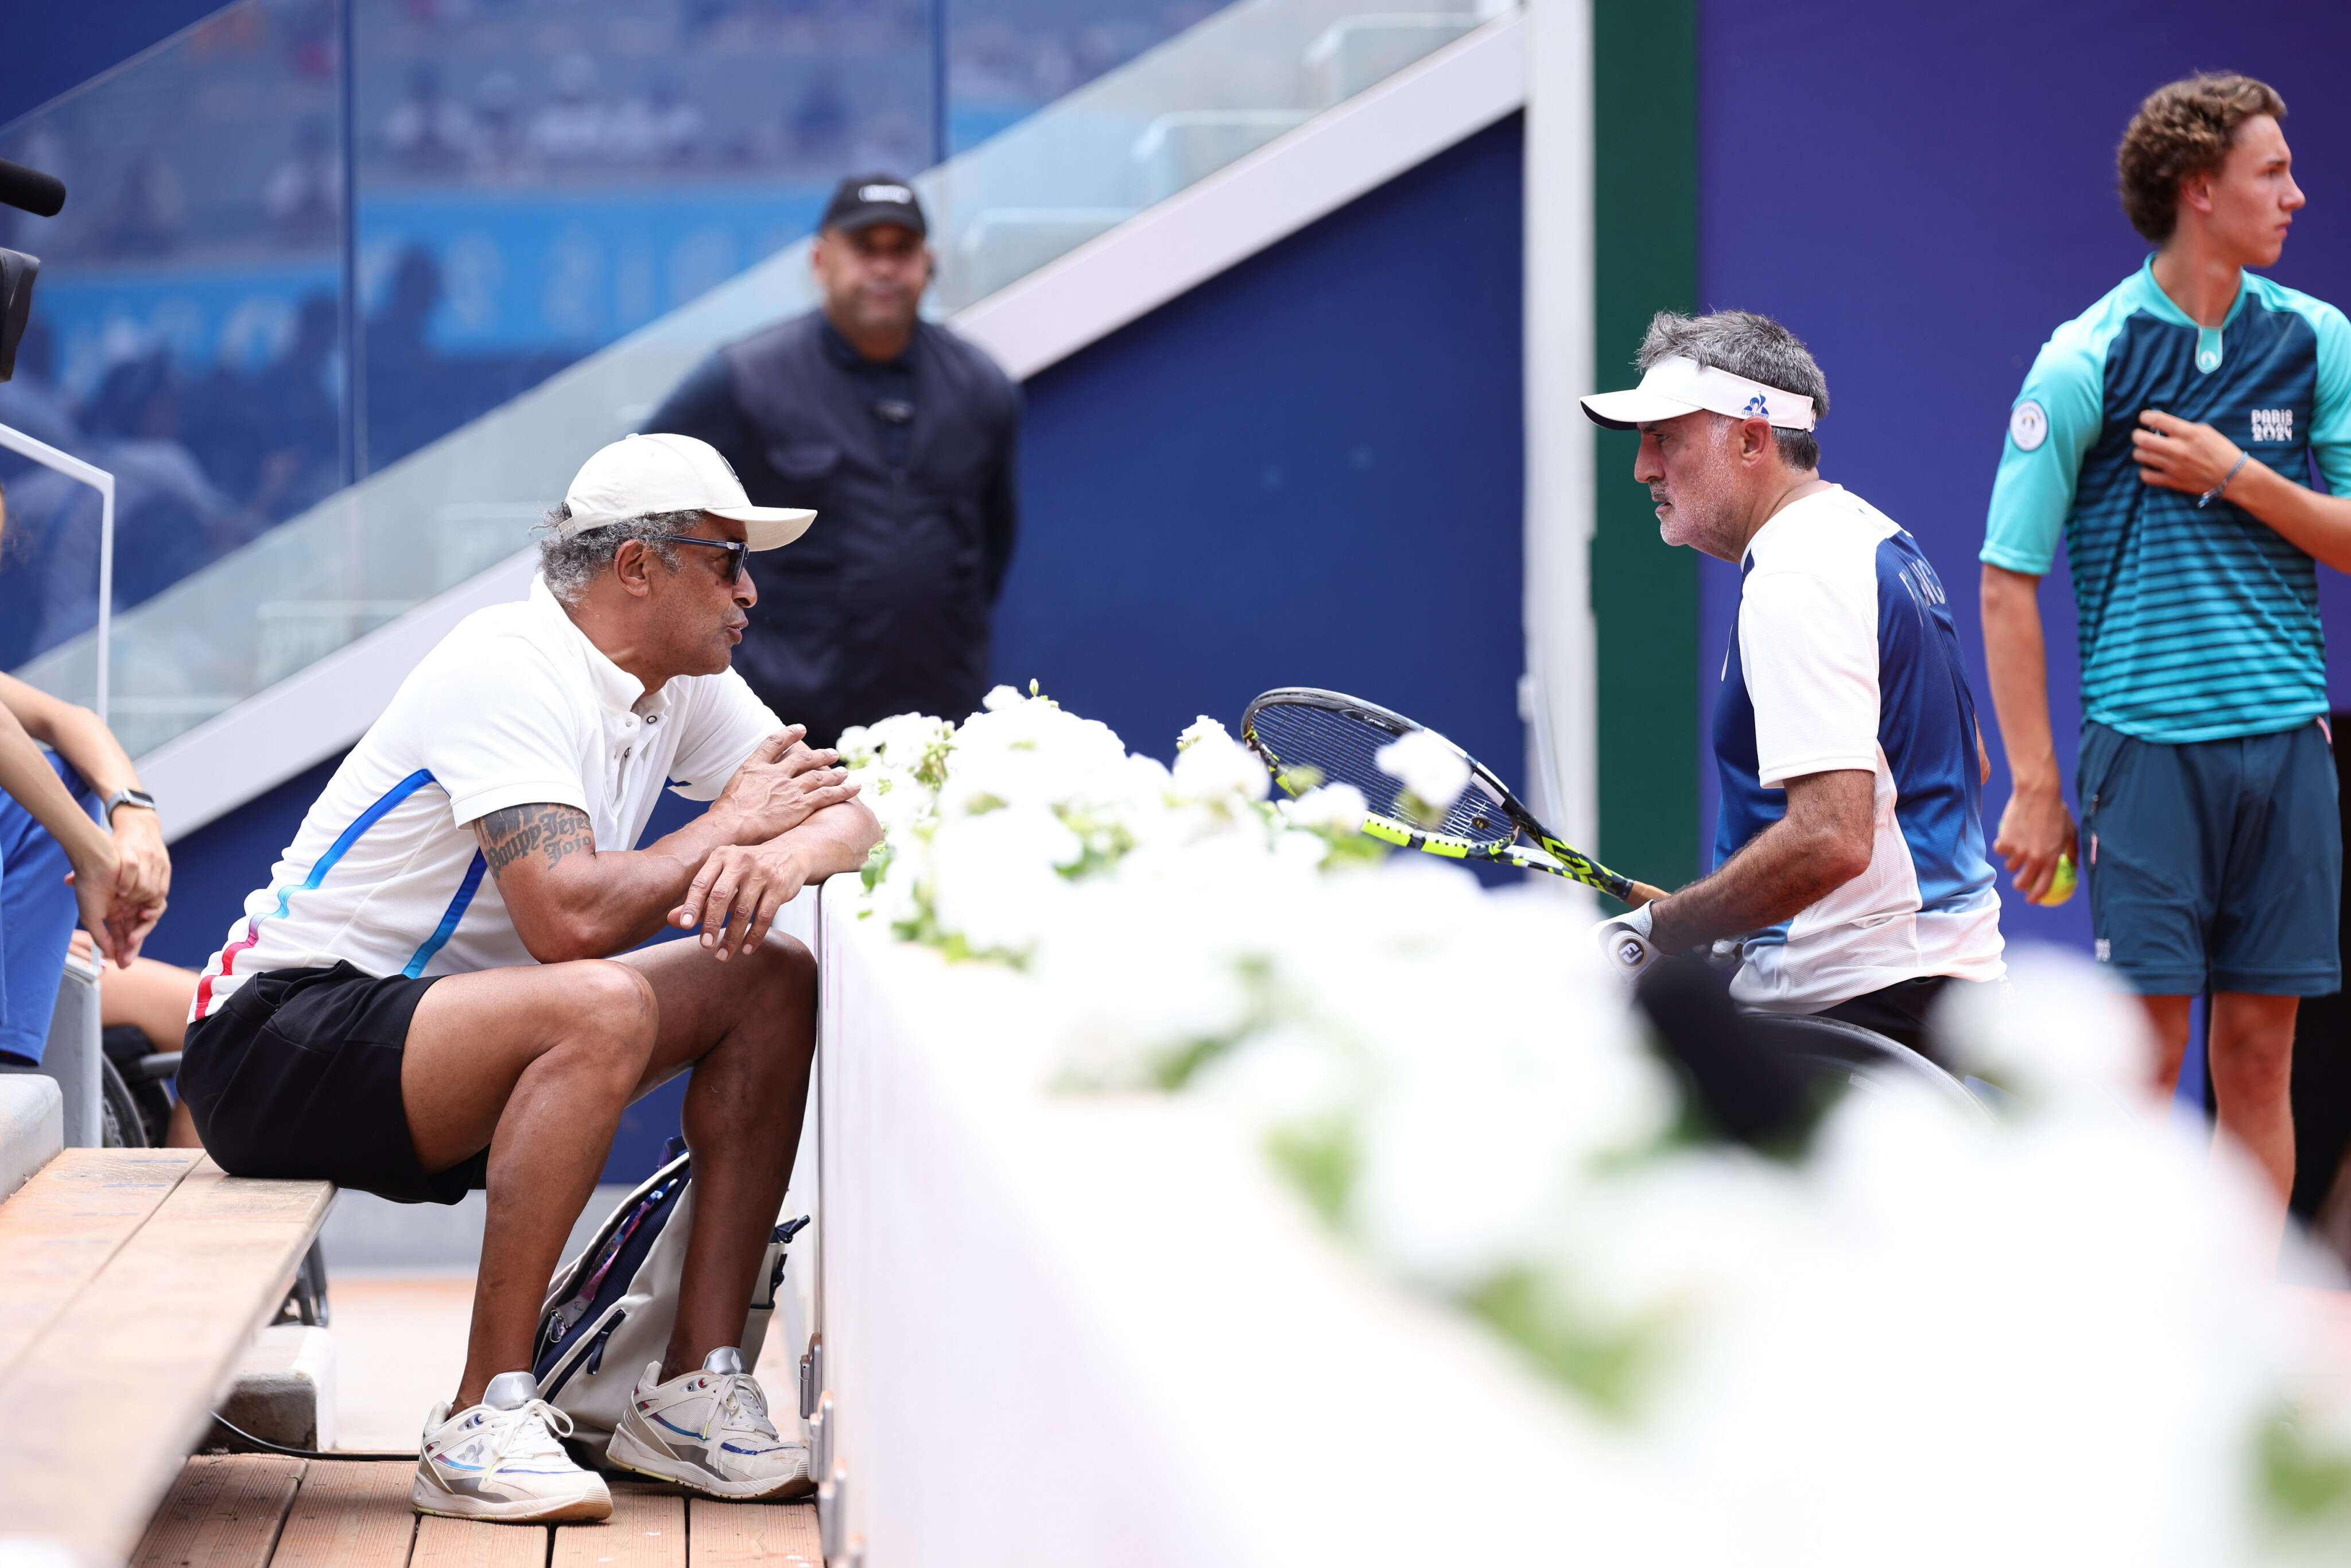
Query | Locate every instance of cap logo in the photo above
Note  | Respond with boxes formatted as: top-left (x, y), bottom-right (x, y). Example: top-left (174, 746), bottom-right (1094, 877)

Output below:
top-left (858, 183), bottom-right (913, 204)
top-left (1580, 355), bottom-right (1818, 432)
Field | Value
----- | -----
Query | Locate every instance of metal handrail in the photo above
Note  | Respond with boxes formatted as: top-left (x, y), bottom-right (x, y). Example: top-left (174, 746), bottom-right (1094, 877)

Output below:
top-left (0, 420), bottom-right (113, 721)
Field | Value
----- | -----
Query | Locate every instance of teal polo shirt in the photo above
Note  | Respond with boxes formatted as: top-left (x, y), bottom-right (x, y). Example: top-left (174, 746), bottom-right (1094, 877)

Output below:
top-left (1981, 257), bottom-right (2351, 743)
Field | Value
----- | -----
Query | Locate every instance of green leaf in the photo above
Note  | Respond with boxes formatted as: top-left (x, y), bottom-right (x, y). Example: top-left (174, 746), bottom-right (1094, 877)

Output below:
top-left (1265, 1115), bottom-right (1360, 1229)
top-left (2260, 1407), bottom-right (2351, 1523)
top-left (1464, 1267), bottom-right (1667, 1422)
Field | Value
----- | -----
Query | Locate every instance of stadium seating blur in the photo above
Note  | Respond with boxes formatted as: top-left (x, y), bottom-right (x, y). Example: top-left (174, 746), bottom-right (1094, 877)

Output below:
top-left (0, 0), bottom-right (1503, 778)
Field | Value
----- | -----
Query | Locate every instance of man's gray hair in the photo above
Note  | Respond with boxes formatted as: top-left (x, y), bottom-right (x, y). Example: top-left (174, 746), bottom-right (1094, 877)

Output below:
top-left (536, 506), bottom-right (701, 606)
top-left (1635, 309), bottom-right (1829, 472)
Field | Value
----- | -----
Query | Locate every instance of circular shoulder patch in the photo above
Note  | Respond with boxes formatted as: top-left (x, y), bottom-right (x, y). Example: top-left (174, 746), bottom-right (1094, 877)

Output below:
top-left (2008, 399), bottom-right (2049, 452)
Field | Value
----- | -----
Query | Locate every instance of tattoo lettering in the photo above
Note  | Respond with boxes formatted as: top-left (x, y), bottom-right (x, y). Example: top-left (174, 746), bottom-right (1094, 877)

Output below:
top-left (477, 802), bottom-right (597, 878)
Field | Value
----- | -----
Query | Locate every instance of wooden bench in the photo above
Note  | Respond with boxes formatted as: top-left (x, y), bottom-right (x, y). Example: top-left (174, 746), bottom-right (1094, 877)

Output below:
top-left (0, 1149), bottom-right (335, 1567)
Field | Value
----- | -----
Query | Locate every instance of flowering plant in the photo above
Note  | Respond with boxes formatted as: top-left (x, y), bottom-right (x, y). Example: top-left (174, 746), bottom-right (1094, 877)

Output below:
top-left (836, 685), bottom-right (1376, 965)
top-left (836, 688), bottom-right (2351, 1561)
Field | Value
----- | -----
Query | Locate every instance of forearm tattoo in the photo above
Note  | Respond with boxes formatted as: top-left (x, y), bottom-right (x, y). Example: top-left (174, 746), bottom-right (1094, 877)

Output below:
top-left (478, 802), bottom-right (596, 877)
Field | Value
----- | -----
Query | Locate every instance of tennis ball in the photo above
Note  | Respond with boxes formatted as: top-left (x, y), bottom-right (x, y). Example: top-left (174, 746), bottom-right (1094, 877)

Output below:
top-left (2029, 851), bottom-right (2077, 907)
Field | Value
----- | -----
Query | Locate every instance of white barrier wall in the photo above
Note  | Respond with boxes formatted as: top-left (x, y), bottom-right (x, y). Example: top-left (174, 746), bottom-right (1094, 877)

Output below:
top-left (805, 876), bottom-right (1662, 1567)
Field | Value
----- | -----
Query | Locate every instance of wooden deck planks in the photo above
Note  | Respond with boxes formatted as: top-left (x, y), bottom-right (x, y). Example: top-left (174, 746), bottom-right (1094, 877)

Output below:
top-left (0, 1158), bottom-right (336, 1567)
top-left (685, 1500), bottom-right (822, 1567)
top-left (132, 1460), bottom-right (837, 1568)
top-left (0, 1148), bottom-right (200, 1384)
top-left (129, 1454), bottom-right (305, 1568)
top-left (410, 1516), bottom-right (548, 1568)
top-left (552, 1485), bottom-right (688, 1568)
top-left (271, 1461), bottom-right (419, 1568)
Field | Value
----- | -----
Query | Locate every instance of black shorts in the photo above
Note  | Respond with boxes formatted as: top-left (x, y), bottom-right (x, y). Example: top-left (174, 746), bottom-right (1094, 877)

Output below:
top-left (1816, 974), bottom-right (1987, 1062)
top-left (179, 962), bottom-right (489, 1205)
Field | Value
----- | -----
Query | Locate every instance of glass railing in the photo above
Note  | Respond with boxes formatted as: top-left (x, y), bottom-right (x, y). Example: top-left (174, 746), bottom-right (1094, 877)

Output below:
top-left (2, 0), bottom-right (1506, 756)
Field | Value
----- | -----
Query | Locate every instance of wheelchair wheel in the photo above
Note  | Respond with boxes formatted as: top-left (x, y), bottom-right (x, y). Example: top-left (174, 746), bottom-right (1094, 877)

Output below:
top-left (1740, 1011), bottom-right (1992, 1123)
top-left (102, 1026), bottom-right (179, 1147)
top-left (99, 1055), bottom-right (148, 1148)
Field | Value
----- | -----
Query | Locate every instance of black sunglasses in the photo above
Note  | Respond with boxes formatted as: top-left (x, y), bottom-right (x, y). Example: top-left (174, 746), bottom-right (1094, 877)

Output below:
top-left (646, 533), bottom-right (748, 584)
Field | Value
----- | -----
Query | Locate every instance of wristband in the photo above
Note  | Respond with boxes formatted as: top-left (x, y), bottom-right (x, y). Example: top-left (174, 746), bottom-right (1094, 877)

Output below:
top-left (2197, 451), bottom-right (2249, 509)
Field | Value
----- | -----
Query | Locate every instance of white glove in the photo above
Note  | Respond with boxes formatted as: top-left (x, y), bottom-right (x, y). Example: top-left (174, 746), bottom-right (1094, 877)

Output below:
top-left (1592, 902), bottom-right (1661, 985)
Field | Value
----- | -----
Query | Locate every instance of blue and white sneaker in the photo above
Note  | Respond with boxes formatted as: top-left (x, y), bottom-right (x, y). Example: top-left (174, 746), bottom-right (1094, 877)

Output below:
top-left (607, 1347), bottom-right (813, 1500)
top-left (413, 1371), bottom-right (614, 1523)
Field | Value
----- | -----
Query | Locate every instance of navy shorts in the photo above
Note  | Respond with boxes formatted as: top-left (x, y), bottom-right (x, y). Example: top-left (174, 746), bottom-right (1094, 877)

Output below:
top-left (2078, 718), bottom-right (2341, 997)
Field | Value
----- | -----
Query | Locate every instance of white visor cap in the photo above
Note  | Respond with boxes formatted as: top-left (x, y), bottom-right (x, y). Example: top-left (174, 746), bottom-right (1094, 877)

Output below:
top-left (1579, 355), bottom-right (1818, 433)
top-left (561, 432), bottom-right (816, 550)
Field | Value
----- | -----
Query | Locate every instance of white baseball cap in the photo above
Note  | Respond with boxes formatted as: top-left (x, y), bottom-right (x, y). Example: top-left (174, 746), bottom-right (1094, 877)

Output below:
top-left (560, 432), bottom-right (816, 550)
top-left (1580, 355), bottom-right (1818, 432)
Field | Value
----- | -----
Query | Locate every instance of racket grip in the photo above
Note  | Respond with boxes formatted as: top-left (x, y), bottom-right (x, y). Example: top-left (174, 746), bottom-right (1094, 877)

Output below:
top-left (1624, 880), bottom-right (1669, 907)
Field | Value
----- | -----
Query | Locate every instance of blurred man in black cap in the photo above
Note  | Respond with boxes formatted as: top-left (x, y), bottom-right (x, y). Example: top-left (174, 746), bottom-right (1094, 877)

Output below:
top-left (647, 174), bottom-right (1020, 746)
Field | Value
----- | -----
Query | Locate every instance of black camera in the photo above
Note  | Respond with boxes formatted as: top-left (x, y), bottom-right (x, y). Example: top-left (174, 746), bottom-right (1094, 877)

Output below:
top-left (0, 156), bottom-right (68, 384)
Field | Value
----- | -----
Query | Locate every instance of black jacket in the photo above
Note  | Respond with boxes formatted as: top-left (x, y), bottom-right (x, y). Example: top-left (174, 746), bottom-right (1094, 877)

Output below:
top-left (649, 310), bottom-right (1020, 746)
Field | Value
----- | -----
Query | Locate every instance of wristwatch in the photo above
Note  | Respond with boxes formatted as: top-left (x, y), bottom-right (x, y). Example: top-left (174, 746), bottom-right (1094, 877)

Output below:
top-left (103, 787), bottom-right (158, 823)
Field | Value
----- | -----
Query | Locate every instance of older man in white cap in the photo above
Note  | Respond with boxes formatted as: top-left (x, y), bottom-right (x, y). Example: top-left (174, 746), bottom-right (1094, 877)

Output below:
top-left (1583, 311), bottom-right (2004, 1053)
top-left (179, 433), bottom-right (881, 1522)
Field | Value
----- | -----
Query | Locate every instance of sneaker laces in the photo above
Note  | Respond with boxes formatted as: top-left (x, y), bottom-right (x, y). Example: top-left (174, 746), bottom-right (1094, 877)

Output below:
top-left (477, 1398), bottom-right (576, 1479)
top-left (701, 1373), bottom-right (781, 1443)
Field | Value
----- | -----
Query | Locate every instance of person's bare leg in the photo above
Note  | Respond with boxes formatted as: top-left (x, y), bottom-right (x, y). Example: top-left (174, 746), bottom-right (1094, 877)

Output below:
top-left (616, 933), bottom-right (816, 1382)
top-left (100, 956), bottom-right (197, 1050)
top-left (91, 955), bottom-right (207, 1146)
top-left (2137, 995), bottom-right (2194, 1096)
top-left (401, 958), bottom-right (659, 1409)
top-left (2208, 991), bottom-right (2298, 1207)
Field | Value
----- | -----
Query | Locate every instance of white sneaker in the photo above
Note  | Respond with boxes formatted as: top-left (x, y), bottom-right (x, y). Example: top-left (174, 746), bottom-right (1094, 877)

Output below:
top-left (607, 1347), bottom-right (814, 1500)
top-left (413, 1371), bottom-right (614, 1523)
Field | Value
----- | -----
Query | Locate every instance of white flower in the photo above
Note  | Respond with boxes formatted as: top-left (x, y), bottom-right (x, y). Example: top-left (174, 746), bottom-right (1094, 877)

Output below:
top-left (1937, 942), bottom-right (2156, 1115)
top-left (1169, 716), bottom-right (1270, 805)
top-left (836, 711), bottom-right (955, 851)
top-left (1282, 782), bottom-right (1369, 832)
top-left (1376, 728), bottom-right (1470, 815)
top-left (838, 711), bottom-right (953, 772)
top-left (925, 806), bottom-right (1080, 956)
top-left (1636, 1084), bottom-right (2305, 1566)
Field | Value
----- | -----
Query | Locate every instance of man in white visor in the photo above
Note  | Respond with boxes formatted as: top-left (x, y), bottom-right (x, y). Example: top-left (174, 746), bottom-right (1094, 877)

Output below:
top-left (1584, 311), bottom-right (2005, 1054)
top-left (180, 433), bottom-right (882, 1522)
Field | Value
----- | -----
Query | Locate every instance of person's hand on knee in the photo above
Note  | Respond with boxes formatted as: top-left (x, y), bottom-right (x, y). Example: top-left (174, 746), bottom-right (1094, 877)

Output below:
top-left (672, 843), bottom-right (811, 960)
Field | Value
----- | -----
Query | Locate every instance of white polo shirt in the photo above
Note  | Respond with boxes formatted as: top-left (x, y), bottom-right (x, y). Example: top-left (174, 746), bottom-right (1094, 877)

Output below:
top-left (1712, 487), bottom-right (2005, 1011)
top-left (193, 577), bottom-right (781, 1019)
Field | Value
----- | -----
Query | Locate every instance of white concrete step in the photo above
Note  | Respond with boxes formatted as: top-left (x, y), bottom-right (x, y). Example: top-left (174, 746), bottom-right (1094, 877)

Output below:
top-left (215, 1324), bottom-right (337, 1451)
top-left (0, 1075), bottom-right (63, 1201)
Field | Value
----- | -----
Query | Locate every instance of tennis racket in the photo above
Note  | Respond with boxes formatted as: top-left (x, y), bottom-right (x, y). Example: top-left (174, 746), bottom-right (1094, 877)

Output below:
top-left (1240, 687), bottom-right (1668, 905)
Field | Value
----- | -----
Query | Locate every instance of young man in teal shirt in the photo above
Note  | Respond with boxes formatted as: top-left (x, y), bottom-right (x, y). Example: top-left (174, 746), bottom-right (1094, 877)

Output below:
top-left (1981, 72), bottom-right (2351, 1214)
